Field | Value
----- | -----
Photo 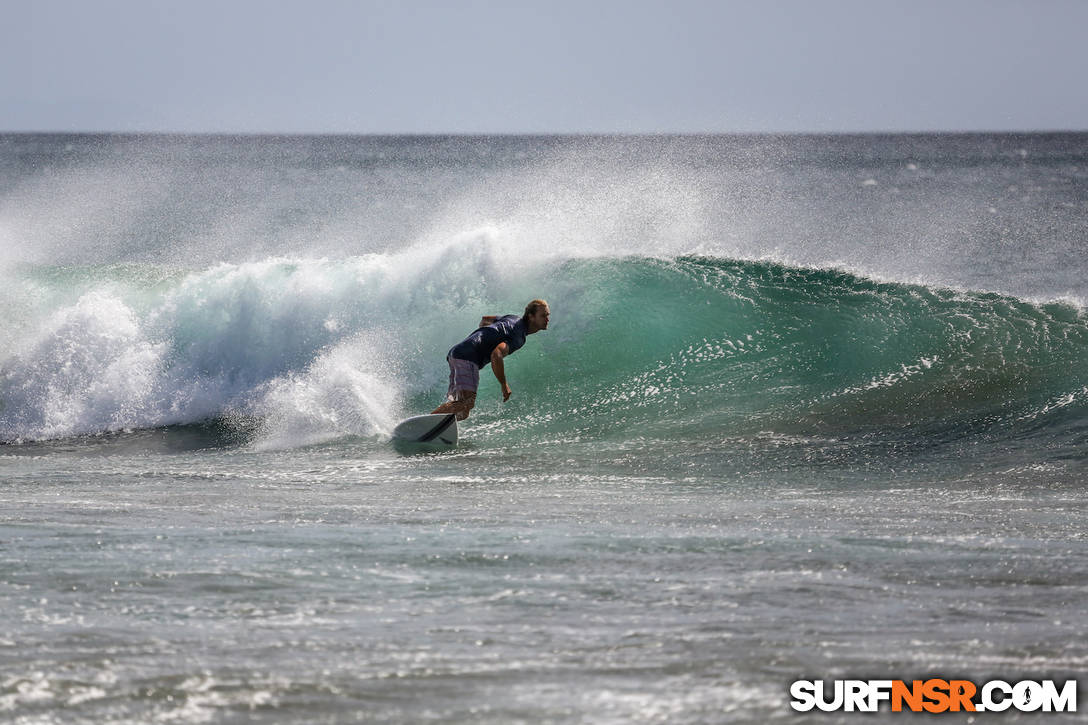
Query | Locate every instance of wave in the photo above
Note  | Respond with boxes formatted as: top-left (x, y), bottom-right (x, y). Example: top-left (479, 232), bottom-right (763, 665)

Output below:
top-left (2, 244), bottom-right (1087, 455)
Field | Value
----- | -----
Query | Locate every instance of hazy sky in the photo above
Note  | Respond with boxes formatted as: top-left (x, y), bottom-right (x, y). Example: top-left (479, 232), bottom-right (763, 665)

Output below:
top-left (4, 0), bottom-right (1087, 134)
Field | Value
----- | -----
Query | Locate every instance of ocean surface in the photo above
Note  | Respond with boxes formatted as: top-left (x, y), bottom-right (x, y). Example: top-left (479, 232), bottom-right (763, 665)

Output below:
top-left (2, 133), bottom-right (1087, 723)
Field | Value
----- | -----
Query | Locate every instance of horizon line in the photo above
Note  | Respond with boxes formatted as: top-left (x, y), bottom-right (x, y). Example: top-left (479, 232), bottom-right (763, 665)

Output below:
top-left (3, 127), bottom-right (1087, 138)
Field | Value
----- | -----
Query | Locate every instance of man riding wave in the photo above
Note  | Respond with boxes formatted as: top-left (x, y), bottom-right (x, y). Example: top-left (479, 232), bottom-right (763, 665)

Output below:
top-left (432, 299), bottom-right (550, 421)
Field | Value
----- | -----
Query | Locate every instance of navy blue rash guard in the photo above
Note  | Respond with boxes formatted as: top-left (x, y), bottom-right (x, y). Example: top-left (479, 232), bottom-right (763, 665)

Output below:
top-left (449, 315), bottom-right (528, 369)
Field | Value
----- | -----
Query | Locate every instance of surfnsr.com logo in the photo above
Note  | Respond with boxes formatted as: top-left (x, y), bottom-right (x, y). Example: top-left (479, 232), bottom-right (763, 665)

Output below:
top-left (790, 679), bottom-right (1078, 713)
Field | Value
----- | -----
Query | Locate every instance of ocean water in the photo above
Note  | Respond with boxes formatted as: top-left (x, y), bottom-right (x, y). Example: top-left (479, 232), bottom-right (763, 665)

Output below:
top-left (1, 133), bottom-right (1087, 723)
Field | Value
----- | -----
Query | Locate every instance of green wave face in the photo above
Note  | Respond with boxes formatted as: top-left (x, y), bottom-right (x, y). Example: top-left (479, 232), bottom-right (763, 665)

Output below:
top-left (486, 257), bottom-right (1088, 456)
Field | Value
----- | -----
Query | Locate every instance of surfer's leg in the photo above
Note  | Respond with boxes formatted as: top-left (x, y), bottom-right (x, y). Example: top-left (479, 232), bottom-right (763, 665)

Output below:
top-left (432, 390), bottom-right (476, 420)
top-left (432, 356), bottom-right (479, 420)
top-left (454, 391), bottom-right (476, 420)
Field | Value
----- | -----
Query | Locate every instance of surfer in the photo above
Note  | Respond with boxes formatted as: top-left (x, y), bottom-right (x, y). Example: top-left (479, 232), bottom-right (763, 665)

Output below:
top-left (432, 299), bottom-right (550, 421)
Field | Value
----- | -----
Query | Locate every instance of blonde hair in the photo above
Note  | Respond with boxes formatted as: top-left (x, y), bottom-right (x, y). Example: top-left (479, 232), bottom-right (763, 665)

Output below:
top-left (522, 299), bottom-right (548, 321)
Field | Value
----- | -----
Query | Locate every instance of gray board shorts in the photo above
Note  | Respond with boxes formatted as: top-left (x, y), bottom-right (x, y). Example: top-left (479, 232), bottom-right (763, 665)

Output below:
top-left (445, 355), bottom-right (480, 401)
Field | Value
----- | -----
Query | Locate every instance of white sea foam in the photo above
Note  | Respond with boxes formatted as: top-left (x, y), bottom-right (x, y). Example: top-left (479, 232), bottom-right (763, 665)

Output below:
top-left (250, 336), bottom-right (399, 450)
top-left (0, 290), bottom-right (166, 441)
top-left (0, 235), bottom-right (542, 442)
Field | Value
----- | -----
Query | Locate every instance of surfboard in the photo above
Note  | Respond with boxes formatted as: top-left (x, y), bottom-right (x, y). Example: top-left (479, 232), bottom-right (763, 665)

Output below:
top-left (391, 413), bottom-right (458, 446)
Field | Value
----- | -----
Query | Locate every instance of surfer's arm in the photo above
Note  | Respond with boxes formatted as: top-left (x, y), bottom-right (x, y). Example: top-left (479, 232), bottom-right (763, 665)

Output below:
top-left (491, 343), bottom-right (512, 401)
top-left (479, 315), bottom-right (498, 327)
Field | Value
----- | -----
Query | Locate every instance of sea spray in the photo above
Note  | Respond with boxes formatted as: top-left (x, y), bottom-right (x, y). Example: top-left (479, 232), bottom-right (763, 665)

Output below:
top-left (250, 335), bottom-right (401, 451)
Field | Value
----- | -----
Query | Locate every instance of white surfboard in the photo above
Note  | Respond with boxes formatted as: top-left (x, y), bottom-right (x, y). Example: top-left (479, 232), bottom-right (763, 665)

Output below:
top-left (392, 413), bottom-right (458, 446)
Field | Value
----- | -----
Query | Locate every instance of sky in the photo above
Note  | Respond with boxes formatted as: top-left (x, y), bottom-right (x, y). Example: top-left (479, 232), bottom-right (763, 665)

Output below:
top-left (3, 0), bottom-right (1087, 134)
